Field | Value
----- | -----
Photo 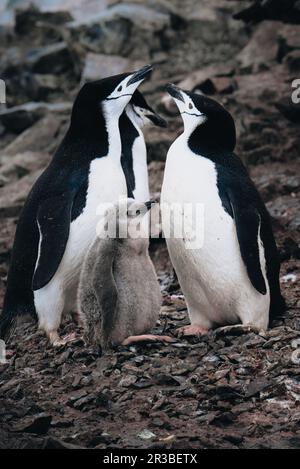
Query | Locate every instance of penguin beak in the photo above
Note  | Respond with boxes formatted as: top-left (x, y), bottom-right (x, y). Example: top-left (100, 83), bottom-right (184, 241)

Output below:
top-left (146, 112), bottom-right (168, 128)
top-left (166, 83), bottom-right (185, 102)
top-left (144, 199), bottom-right (157, 211)
top-left (127, 65), bottom-right (153, 86)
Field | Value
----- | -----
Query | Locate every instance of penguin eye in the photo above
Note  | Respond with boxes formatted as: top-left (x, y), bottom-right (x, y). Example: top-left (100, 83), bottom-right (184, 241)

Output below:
top-left (136, 210), bottom-right (141, 216)
top-left (117, 85), bottom-right (123, 92)
top-left (189, 103), bottom-right (193, 109)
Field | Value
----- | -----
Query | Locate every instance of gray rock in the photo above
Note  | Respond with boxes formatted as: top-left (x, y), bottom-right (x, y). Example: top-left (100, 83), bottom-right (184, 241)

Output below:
top-left (146, 135), bottom-right (172, 164)
top-left (68, 3), bottom-right (172, 59)
top-left (26, 42), bottom-right (74, 75)
top-left (278, 24), bottom-right (300, 55)
top-left (13, 413), bottom-right (52, 435)
top-left (276, 97), bottom-right (300, 123)
top-left (0, 101), bottom-right (71, 133)
top-left (162, 64), bottom-right (234, 113)
top-left (0, 46), bottom-right (24, 77)
top-left (284, 50), bottom-right (300, 72)
top-left (236, 22), bottom-right (279, 72)
top-left (81, 53), bottom-right (144, 82)
top-left (0, 0), bottom-right (108, 26)
top-left (2, 114), bottom-right (65, 156)
top-left (43, 436), bottom-right (86, 449)
top-left (70, 3), bottom-right (170, 29)
top-left (0, 151), bottom-right (47, 187)
top-left (0, 168), bottom-right (43, 217)
top-left (26, 74), bottom-right (61, 100)
top-left (118, 374), bottom-right (137, 388)
top-left (15, 5), bottom-right (72, 36)
top-left (137, 429), bottom-right (156, 440)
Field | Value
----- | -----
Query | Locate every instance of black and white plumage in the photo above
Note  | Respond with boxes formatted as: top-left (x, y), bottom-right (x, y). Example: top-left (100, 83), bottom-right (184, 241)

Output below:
top-left (0, 65), bottom-right (153, 345)
top-left (78, 199), bottom-right (162, 350)
top-left (120, 90), bottom-right (167, 202)
top-left (161, 85), bottom-right (284, 335)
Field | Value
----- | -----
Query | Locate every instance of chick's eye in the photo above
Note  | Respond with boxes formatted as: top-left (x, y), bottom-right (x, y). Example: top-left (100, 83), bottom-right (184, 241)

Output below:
top-left (136, 210), bottom-right (141, 216)
top-left (118, 85), bottom-right (123, 92)
top-left (189, 103), bottom-right (193, 109)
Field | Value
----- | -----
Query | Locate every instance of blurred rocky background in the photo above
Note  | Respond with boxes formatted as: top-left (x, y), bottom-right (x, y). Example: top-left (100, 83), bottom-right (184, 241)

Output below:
top-left (0, 0), bottom-right (300, 450)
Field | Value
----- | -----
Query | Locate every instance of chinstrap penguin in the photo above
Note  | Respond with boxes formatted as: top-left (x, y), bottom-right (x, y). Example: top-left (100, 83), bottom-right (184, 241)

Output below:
top-left (161, 84), bottom-right (285, 336)
top-left (120, 90), bottom-right (167, 202)
top-left (78, 198), bottom-right (173, 350)
top-left (0, 65), bottom-right (153, 346)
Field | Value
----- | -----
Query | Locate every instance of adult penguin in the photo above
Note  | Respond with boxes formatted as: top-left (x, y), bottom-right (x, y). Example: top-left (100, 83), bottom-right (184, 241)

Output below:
top-left (0, 66), bottom-right (153, 345)
top-left (161, 85), bottom-right (285, 336)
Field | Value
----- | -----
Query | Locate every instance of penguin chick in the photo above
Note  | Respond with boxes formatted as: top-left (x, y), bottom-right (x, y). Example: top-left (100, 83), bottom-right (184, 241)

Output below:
top-left (78, 198), bottom-right (165, 350)
top-left (126, 90), bottom-right (167, 129)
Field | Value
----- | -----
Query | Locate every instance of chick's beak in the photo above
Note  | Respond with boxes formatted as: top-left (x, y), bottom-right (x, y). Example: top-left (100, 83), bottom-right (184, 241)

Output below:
top-left (144, 199), bottom-right (157, 211)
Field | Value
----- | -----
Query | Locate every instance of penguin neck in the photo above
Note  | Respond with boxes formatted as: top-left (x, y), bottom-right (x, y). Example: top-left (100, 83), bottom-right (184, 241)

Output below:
top-left (187, 121), bottom-right (235, 158)
top-left (125, 106), bottom-right (143, 136)
top-left (104, 112), bottom-right (122, 160)
top-left (186, 118), bottom-right (236, 158)
top-left (119, 109), bottom-right (140, 151)
top-left (57, 111), bottom-right (109, 165)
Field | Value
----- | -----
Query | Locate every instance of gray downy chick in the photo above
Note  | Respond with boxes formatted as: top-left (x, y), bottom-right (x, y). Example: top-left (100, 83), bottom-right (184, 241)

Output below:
top-left (78, 198), bottom-right (163, 350)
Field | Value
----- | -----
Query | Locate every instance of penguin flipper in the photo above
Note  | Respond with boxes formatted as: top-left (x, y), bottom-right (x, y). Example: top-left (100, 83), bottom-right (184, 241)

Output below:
top-left (228, 190), bottom-right (267, 295)
top-left (32, 193), bottom-right (73, 291)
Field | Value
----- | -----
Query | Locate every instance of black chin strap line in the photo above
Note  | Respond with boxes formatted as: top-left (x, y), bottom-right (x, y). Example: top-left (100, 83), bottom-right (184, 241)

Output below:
top-left (180, 111), bottom-right (205, 118)
top-left (106, 93), bottom-right (133, 101)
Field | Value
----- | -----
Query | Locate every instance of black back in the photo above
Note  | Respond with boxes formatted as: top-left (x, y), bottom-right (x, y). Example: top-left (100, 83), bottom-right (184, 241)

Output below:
top-left (0, 73), bottom-right (133, 339)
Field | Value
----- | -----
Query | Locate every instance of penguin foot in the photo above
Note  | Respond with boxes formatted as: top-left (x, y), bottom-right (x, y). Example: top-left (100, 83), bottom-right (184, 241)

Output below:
top-left (176, 325), bottom-right (208, 337)
top-left (72, 311), bottom-right (85, 328)
top-left (121, 334), bottom-right (176, 346)
top-left (49, 331), bottom-right (77, 347)
top-left (214, 324), bottom-right (262, 337)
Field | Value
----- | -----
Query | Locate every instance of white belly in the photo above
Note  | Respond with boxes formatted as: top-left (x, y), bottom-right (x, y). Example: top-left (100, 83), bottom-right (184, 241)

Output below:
top-left (39, 156), bottom-right (127, 309)
top-left (132, 134), bottom-right (150, 202)
top-left (161, 137), bottom-right (269, 329)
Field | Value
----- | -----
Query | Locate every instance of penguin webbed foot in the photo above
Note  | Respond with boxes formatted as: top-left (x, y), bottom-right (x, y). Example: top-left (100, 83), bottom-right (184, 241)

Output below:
top-left (121, 334), bottom-right (176, 346)
top-left (175, 325), bottom-right (209, 338)
top-left (49, 331), bottom-right (78, 347)
top-left (214, 324), bottom-right (264, 337)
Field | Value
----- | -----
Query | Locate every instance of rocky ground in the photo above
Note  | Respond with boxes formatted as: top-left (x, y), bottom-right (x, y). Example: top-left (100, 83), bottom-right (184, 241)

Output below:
top-left (0, 0), bottom-right (300, 449)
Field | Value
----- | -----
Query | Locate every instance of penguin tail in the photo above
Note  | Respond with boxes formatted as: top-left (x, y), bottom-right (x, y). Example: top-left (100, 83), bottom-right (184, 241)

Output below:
top-left (0, 290), bottom-right (36, 342)
top-left (269, 293), bottom-right (286, 325)
top-left (0, 308), bottom-right (17, 342)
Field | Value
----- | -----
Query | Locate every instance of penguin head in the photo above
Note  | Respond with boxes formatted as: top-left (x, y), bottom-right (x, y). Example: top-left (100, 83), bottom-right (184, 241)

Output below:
top-left (126, 90), bottom-right (167, 129)
top-left (97, 198), bottom-right (157, 240)
top-left (166, 84), bottom-right (236, 153)
top-left (124, 198), bottom-right (157, 240)
top-left (71, 65), bottom-right (153, 130)
top-left (119, 198), bottom-right (156, 234)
